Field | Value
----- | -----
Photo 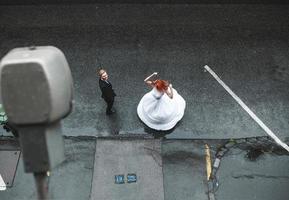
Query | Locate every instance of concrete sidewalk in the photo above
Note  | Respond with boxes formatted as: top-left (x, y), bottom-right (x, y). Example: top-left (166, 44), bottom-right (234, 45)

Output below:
top-left (162, 140), bottom-right (208, 200)
top-left (215, 146), bottom-right (289, 200)
top-left (1, 137), bottom-right (289, 200)
top-left (90, 138), bottom-right (164, 200)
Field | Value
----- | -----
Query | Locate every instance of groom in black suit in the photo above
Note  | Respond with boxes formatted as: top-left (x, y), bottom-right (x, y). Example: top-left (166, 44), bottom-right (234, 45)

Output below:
top-left (98, 69), bottom-right (116, 115)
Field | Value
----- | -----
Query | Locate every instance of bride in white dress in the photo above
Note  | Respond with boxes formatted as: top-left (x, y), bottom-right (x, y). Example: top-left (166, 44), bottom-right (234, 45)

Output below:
top-left (137, 72), bottom-right (186, 131)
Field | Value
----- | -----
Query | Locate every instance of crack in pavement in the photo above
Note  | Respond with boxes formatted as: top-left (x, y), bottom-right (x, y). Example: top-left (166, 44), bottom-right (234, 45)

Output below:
top-left (232, 174), bottom-right (289, 179)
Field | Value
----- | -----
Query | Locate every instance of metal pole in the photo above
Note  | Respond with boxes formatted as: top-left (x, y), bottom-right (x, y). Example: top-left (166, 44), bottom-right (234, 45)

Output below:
top-left (34, 172), bottom-right (49, 200)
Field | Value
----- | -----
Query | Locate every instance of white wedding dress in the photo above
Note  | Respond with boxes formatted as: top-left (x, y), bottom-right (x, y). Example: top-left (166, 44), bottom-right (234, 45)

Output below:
top-left (137, 87), bottom-right (186, 131)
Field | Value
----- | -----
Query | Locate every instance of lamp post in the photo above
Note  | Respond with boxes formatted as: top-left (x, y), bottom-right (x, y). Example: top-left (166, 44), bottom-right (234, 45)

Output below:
top-left (0, 46), bottom-right (74, 200)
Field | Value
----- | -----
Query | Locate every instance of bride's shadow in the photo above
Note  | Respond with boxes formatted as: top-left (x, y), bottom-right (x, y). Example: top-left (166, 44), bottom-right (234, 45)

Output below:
top-left (142, 122), bottom-right (180, 139)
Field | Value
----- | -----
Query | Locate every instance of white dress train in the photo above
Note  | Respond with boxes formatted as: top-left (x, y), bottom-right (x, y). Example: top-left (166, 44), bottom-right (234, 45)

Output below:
top-left (137, 87), bottom-right (186, 131)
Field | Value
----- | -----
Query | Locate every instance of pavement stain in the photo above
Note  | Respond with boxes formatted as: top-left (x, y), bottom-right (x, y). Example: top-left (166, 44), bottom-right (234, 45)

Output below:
top-left (162, 150), bottom-right (204, 163)
top-left (245, 148), bottom-right (264, 161)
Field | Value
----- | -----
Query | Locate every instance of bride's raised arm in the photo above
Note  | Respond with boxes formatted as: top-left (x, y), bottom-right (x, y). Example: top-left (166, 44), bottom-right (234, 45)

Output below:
top-left (144, 72), bottom-right (157, 87)
top-left (165, 83), bottom-right (174, 99)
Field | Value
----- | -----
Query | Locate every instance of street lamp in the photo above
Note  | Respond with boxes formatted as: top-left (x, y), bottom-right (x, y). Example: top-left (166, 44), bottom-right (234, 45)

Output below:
top-left (0, 46), bottom-right (73, 200)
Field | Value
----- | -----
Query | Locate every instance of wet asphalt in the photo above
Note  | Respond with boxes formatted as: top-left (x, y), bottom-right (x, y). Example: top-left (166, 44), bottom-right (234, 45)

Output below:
top-left (0, 4), bottom-right (288, 139)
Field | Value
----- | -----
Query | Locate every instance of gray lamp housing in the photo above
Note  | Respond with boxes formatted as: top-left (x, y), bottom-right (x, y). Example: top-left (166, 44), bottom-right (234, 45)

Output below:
top-left (0, 46), bottom-right (73, 172)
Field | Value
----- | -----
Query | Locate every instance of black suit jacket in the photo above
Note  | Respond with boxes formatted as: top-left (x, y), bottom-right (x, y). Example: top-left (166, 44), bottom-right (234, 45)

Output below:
top-left (99, 79), bottom-right (116, 101)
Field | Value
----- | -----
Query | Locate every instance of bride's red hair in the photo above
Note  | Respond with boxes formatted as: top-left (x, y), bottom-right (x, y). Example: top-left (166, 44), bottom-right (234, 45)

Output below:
top-left (154, 79), bottom-right (169, 91)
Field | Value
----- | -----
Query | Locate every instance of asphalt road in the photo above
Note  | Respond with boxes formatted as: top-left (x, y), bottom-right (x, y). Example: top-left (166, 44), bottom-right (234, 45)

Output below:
top-left (0, 4), bottom-right (288, 140)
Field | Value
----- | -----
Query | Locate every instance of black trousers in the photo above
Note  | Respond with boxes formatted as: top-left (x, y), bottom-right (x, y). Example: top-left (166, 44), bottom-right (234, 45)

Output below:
top-left (105, 98), bottom-right (114, 113)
